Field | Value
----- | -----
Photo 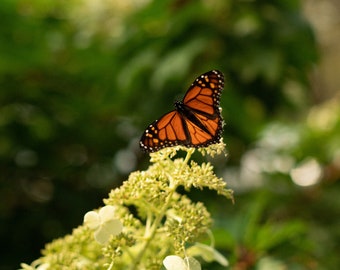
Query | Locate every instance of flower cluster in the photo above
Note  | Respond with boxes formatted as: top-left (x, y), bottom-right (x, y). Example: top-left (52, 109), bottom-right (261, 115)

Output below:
top-left (21, 142), bottom-right (233, 270)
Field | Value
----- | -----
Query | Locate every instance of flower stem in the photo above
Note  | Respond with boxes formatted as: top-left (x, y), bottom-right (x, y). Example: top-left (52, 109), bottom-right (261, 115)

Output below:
top-left (129, 184), bottom-right (177, 270)
top-left (129, 149), bottom-right (193, 269)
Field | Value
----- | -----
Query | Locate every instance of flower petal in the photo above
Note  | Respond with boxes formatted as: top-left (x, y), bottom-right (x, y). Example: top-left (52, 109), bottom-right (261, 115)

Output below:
top-left (83, 211), bottom-right (100, 230)
top-left (104, 219), bottom-right (123, 235)
top-left (99, 205), bottom-right (117, 223)
top-left (163, 255), bottom-right (187, 270)
top-left (187, 243), bottom-right (228, 266)
top-left (184, 257), bottom-right (201, 270)
top-left (94, 219), bottom-right (123, 244)
top-left (94, 228), bottom-right (109, 245)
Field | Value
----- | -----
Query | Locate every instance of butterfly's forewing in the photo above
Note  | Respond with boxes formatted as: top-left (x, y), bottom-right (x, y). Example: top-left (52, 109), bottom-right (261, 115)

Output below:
top-left (183, 70), bottom-right (224, 116)
top-left (181, 70), bottom-right (224, 142)
top-left (140, 110), bottom-right (189, 152)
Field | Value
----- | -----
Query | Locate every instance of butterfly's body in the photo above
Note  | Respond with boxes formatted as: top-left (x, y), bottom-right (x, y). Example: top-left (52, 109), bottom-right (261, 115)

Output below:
top-left (140, 70), bottom-right (224, 153)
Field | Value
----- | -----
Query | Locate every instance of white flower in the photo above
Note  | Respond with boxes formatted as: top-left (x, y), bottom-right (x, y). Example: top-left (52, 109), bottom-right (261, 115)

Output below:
top-left (20, 261), bottom-right (50, 270)
top-left (20, 262), bottom-right (50, 270)
top-left (187, 242), bottom-right (229, 266)
top-left (163, 255), bottom-right (201, 270)
top-left (83, 205), bottom-right (123, 244)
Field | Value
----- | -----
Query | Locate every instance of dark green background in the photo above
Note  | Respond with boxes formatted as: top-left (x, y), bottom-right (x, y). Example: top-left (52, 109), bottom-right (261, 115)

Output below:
top-left (1, 0), bottom-right (339, 269)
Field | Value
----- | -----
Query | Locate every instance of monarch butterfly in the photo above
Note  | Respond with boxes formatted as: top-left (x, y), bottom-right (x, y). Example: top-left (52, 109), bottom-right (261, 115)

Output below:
top-left (140, 70), bottom-right (224, 153)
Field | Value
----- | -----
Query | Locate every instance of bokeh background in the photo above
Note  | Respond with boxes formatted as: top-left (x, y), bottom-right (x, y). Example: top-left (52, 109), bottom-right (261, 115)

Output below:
top-left (1, 0), bottom-right (340, 269)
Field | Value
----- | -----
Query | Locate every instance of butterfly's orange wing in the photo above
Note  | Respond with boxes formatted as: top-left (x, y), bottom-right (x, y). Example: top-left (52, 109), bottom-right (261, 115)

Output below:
top-left (184, 111), bottom-right (222, 145)
top-left (140, 70), bottom-right (224, 153)
top-left (140, 110), bottom-right (189, 152)
top-left (181, 70), bottom-right (224, 143)
top-left (183, 70), bottom-right (223, 116)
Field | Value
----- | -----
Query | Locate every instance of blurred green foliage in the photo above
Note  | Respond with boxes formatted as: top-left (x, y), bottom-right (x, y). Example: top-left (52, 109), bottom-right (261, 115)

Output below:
top-left (1, 0), bottom-right (339, 269)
